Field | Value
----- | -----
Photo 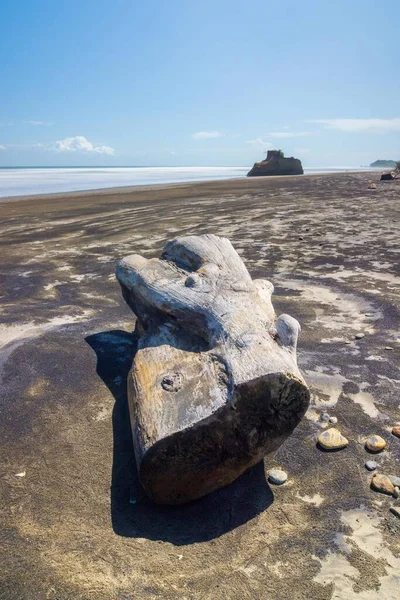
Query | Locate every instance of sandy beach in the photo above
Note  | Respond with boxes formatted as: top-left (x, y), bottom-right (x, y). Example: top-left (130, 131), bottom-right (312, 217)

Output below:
top-left (1, 171), bottom-right (400, 599)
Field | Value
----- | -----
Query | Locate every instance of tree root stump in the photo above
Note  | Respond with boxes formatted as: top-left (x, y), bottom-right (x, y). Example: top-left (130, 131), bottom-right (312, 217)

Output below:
top-left (116, 234), bottom-right (309, 504)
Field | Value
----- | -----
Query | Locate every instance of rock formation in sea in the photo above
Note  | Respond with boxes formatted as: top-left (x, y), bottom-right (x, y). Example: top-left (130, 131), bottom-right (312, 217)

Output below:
top-left (247, 150), bottom-right (303, 177)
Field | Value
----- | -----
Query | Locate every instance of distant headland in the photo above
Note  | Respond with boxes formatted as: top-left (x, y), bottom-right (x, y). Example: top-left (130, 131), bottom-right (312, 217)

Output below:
top-left (369, 159), bottom-right (397, 168)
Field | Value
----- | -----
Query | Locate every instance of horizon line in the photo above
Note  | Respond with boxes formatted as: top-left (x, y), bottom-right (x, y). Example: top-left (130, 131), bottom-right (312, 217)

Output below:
top-left (0, 164), bottom-right (377, 169)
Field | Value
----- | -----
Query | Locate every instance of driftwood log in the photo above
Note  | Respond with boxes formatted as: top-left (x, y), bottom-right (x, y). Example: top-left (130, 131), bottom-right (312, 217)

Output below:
top-left (116, 234), bottom-right (309, 504)
top-left (380, 172), bottom-right (395, 181)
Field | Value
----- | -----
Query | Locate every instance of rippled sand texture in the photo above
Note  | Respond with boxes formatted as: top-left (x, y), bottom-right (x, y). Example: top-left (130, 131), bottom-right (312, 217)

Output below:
top-left (1, 173), bottom-right (400, 600)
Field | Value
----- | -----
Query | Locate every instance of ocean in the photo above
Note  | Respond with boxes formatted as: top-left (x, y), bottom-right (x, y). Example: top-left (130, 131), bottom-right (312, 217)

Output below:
top-left (0, 166), bottom-right (378, 199)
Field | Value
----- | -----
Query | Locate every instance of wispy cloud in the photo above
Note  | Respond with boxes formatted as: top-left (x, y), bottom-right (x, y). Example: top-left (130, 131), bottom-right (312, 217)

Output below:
top-left (0, 120), bottom-right (53, 126)
top-left (308, 118), bottom-right (400, 133)
top-left (246, 138), bottom-right (274, 149)
top-left (294, 147), bottom-right (310, 154)
top-left (25, 120), bottom-right (54, 126)
top-left (268, 131), bottom-right (310, 138)
top-left (55, 135), bottom-right (115, 155)
top-left (2, 142), bottom-right (50, 150)
top-left (192, 131), bottom-right (224, 139)
top-left (0, 144), bottom-right (5, 150)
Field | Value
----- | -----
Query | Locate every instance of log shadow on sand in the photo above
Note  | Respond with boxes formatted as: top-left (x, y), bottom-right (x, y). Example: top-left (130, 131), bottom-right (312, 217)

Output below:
top-left (86, 330), bottom-right (274, 546)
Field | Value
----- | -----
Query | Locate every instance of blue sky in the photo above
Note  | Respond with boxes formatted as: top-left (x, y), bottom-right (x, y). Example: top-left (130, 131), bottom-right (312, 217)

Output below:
top-left (0, 0), bottom-right (399, 167)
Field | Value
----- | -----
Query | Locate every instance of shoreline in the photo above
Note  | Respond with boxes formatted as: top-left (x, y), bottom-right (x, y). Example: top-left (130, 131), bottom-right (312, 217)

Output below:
top-left (0, 169), bottom-right (377, 204)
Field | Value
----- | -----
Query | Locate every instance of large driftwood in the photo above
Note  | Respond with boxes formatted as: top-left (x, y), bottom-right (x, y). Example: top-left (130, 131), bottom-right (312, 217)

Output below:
top-left (116, 234), bottom-right (309, 504)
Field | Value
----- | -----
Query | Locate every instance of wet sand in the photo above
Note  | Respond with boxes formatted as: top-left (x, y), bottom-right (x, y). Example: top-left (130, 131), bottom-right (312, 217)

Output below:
top-left (1, 172), bottom-right (400, 599)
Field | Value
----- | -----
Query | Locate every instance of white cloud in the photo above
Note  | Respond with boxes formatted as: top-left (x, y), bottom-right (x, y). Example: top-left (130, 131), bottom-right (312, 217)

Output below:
top-left (25, 120), bottom-right (53, 126)
top-left (268, 131), bottom-right (310, 138)
top-left (309, 118), bottom-right (400, 133)
top-left (55, 135), bottom-right (115, 155)
top-left (192, 131), bottom-right (224, 139)
top-left (246, 138), bottom-right (274, 149)
top-left (0, 144), bottom-right (5, 150)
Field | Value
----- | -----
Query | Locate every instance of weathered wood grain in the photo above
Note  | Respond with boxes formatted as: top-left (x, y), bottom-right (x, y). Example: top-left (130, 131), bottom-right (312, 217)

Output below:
top-left (116, 234), bottom-right (309, 504)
